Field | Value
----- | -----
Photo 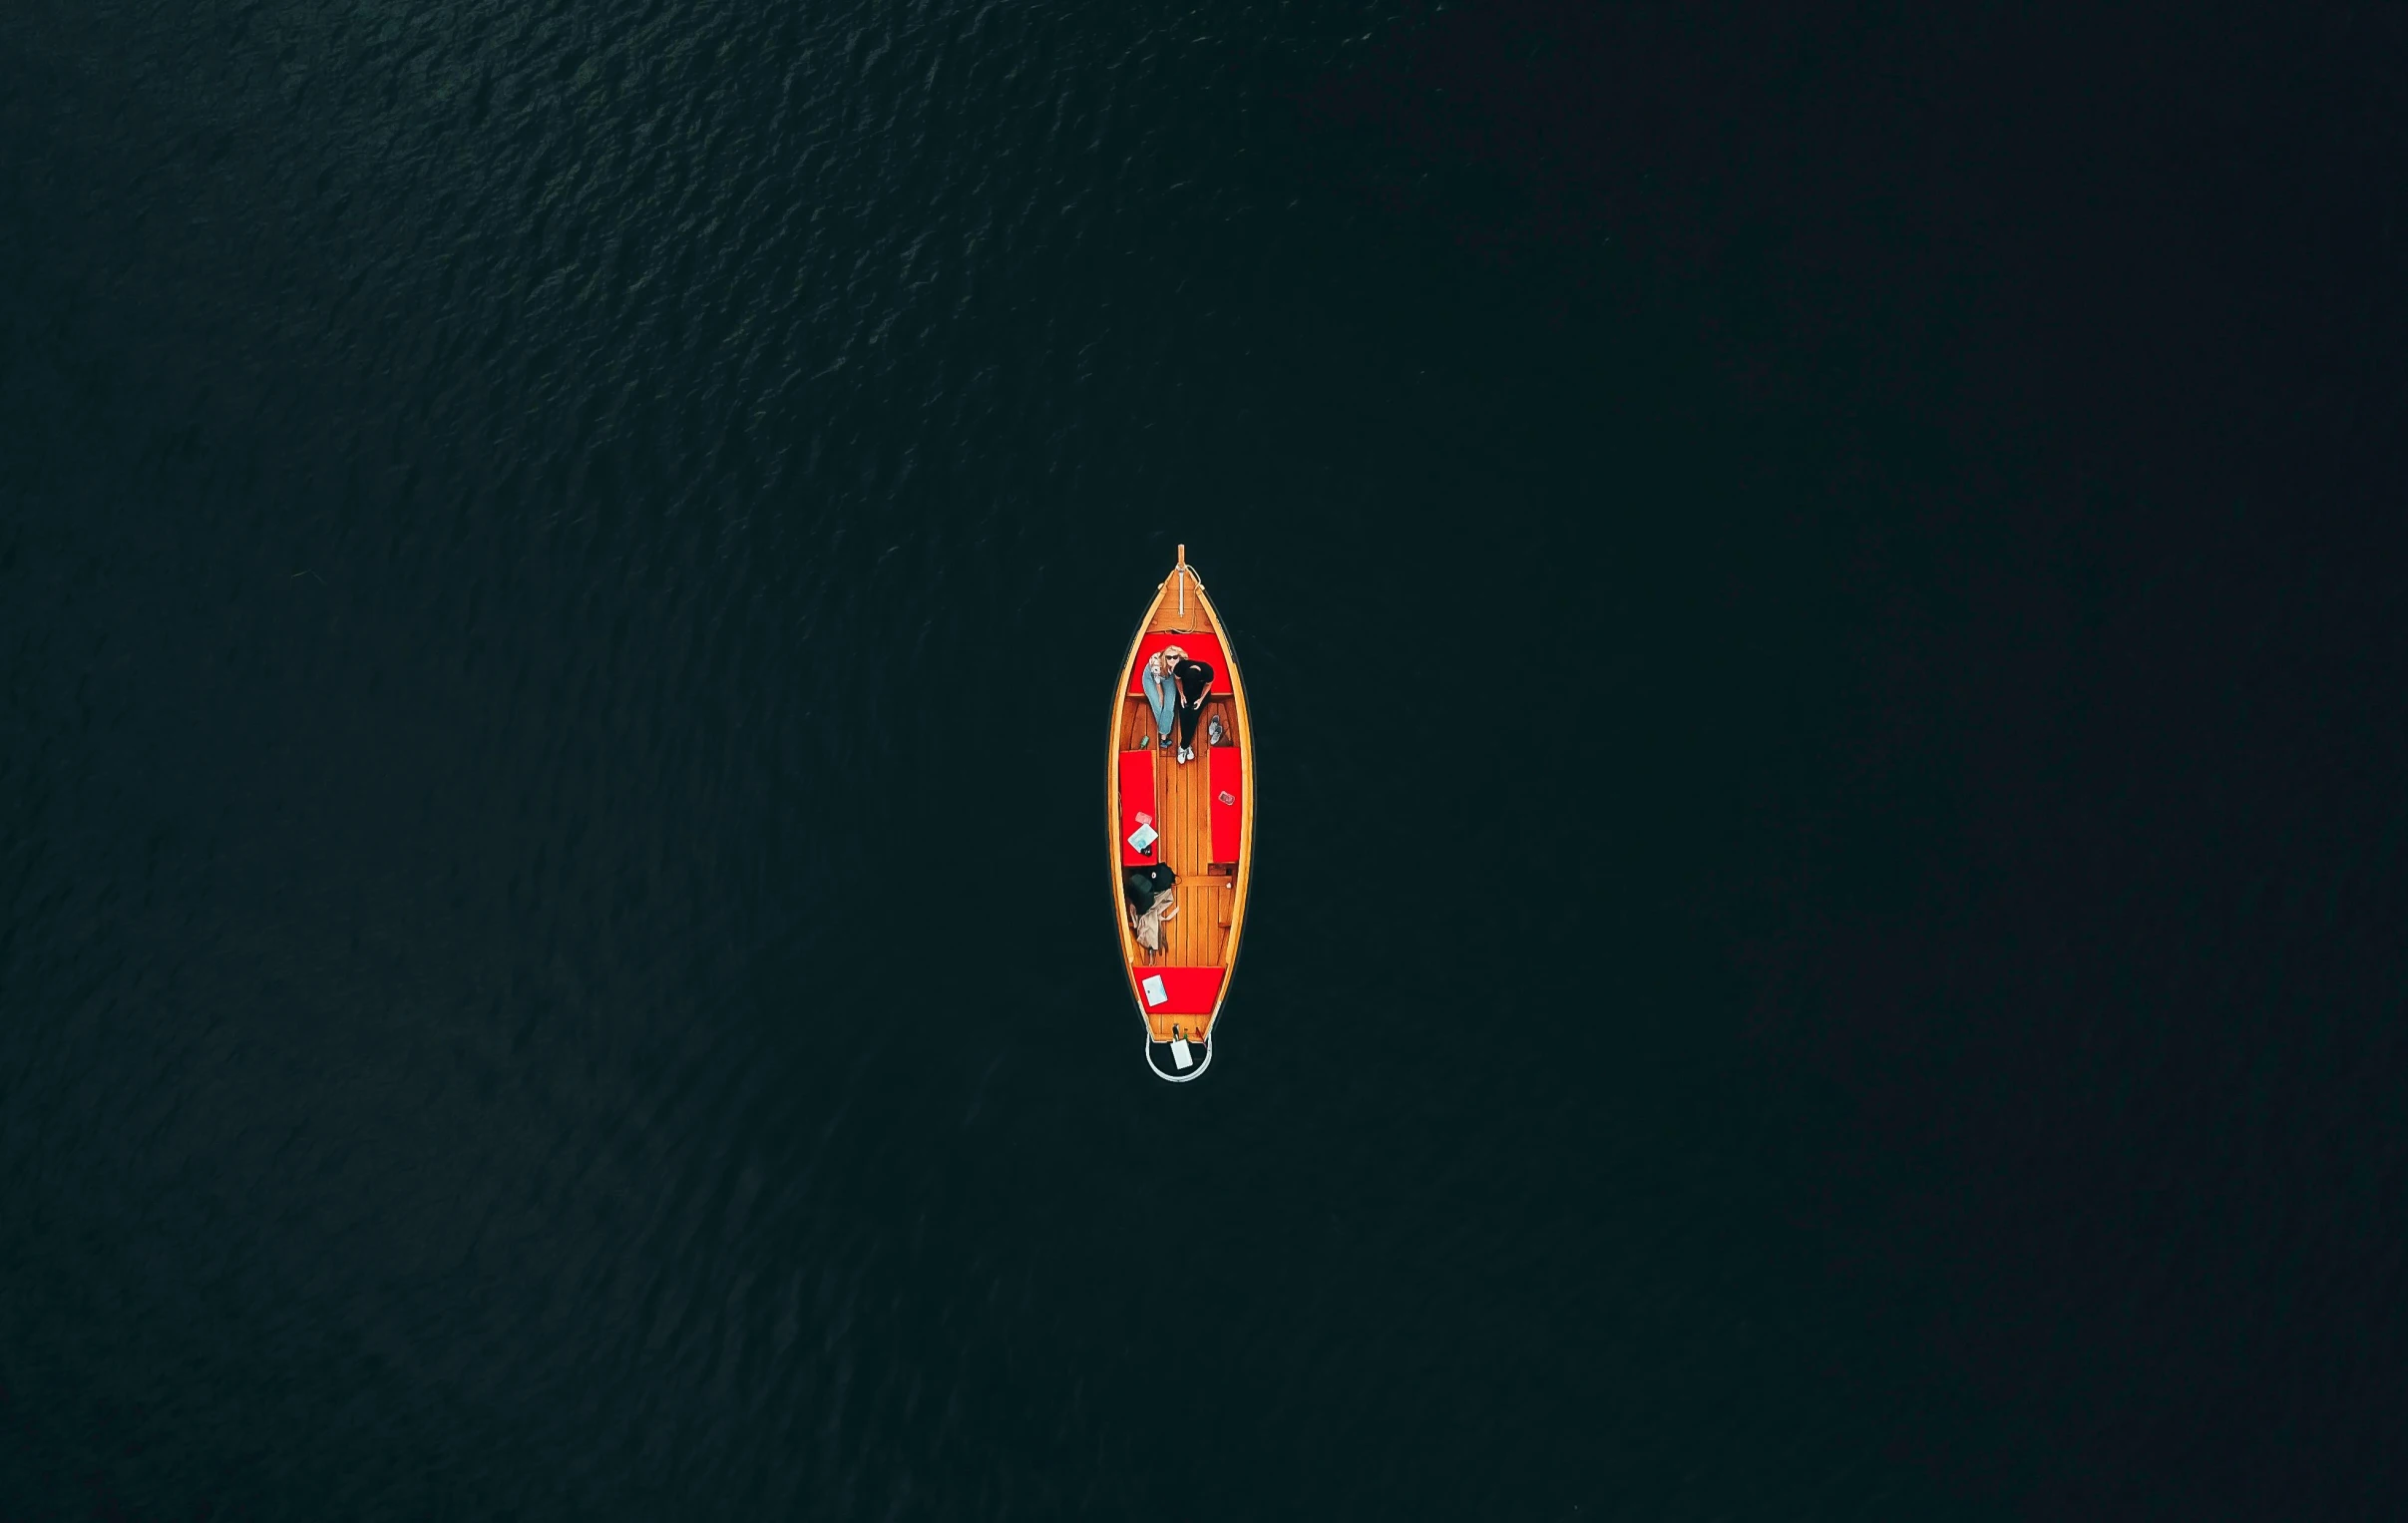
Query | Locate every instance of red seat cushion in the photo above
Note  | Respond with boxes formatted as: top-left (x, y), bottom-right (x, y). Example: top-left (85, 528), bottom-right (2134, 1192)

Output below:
top-left (1209, 743), bottom-right (1243, 865)
top-left (1131, 965), bottom-right (1225, 1017)
top-left (1124, 632), bottom-right (1230, 696)
top-left (1116, 749), bottom-right (1158, 867)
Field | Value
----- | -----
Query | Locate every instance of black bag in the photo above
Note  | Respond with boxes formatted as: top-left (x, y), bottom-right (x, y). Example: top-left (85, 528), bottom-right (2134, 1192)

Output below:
top-left (1123, 863), bottom-right (1176, 914)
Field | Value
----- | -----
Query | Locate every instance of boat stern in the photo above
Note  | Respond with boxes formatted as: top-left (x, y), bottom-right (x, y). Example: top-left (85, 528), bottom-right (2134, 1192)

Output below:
top-left (1144, 1029), bottom-right (1213, 1082)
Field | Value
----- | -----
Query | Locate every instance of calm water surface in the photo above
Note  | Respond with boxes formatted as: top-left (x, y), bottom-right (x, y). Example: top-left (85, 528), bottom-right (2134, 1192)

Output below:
top-left (5, 2), bottom-right (2402, 1518)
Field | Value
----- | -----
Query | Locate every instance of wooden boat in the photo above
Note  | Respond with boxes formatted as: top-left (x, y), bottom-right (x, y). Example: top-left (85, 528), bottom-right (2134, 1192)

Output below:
top-left (1108, 546), bottom-right (1254, 1081)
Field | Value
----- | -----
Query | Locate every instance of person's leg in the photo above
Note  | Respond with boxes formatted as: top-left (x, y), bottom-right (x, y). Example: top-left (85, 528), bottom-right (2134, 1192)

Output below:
top-left (1177, 699), bottom-right (1202, 755)
top-left (1142, 663), bottom-right (1176, 743)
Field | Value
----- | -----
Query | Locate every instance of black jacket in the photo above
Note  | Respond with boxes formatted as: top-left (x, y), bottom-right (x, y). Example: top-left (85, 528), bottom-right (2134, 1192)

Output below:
top-left (1173, 658), bottom-right (1215, 707)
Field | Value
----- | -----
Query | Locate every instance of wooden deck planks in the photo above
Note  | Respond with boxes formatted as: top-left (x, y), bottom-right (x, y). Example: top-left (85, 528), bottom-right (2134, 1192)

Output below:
top-left (1112, 726), bottom-right (1231, 969)
top-left (1146, 583), bottom-right (1211, 635)
top-left (1124, 734), bottom-right (1228, 967)
top-left (1187, 882), bottom-right (1231, 963)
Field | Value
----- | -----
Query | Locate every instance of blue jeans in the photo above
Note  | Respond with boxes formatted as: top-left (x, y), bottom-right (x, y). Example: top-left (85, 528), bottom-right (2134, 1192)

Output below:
top-left (1141, 663), bottom-right (1177, 742)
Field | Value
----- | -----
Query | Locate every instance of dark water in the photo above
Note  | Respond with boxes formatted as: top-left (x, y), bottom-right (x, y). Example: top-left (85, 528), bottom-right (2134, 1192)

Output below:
top-left (5, 2), bottom-right (2403, 1517)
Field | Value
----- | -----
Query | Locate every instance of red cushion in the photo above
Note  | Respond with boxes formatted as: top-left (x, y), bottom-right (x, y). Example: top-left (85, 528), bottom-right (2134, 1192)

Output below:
top-left (1131, 965), bottom-right (1225, 1017)
top-left (1209, 743), bottom-right (1244, 865)
top-left (1116, 749), bottom-right (1158, 867)
top-left (1124, 632), bottom-right (1230, 696)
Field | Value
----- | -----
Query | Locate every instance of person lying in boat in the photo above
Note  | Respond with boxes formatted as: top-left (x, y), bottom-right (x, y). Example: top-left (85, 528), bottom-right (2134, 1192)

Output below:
top-left (1140, 644), bottom-right (1183, 751)
top-left (1171, 649), bottom-right (1215, 764)
top-left (1124, 862), bottom-right (1179, 952)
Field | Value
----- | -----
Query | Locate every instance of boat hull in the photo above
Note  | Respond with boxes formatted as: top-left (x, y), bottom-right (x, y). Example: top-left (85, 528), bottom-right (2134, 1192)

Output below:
top-left (1107, 553), bottom-right (1253, 1081)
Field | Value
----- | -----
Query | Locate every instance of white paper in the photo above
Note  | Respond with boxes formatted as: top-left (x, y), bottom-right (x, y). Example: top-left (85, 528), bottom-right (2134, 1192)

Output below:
top-left (1142, 974), bottom-right (1168, 1006)
top-left (1126, 822), bottom-right (1158, 853)
top-left (1170, 1038), bottom-right (1193, 1070)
